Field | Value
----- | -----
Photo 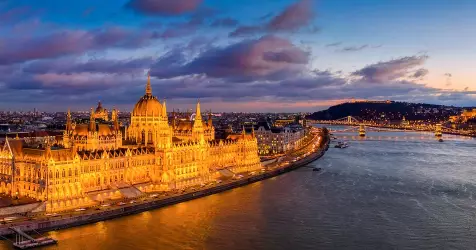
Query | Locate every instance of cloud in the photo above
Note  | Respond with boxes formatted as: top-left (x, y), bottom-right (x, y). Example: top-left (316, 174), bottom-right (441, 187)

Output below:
top-left (351, 55), bottom-right (429, 83)
top-left (0, 6), bottom-right (35, 24)
top-left (0, 27), bottom-right (157, 65)
top-left (211, 18), bottom-right (239, 27)
top-left (411, 68), bottom-right (429, 79)
top-left (125, 0), bottom-right (203, 16)
top-left (339, 45), bottom-right (369, 52)
top-left (229, 25), bottom-right (262, 37)
top-left (23, 57), bottom-right (154, 75)
top-left (268, 0), bottom-right (314, 31)
top-left (150, 35), bottom-right (310, 81)
top-left (444, 72), bottom-right (453, 86)
top-left (230, 0), bottom-right (315, 37)
top-left (325, 42), bottom-right (342, 47)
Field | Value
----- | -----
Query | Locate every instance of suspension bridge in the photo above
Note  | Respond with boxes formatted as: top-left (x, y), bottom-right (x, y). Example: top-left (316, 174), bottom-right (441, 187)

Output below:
top-left (309, 116), bottom-right (445, 137)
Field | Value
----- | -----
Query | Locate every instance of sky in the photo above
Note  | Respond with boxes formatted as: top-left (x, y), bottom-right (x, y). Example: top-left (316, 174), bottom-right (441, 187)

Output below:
top-left (0, 0), bottom-right (475, 112)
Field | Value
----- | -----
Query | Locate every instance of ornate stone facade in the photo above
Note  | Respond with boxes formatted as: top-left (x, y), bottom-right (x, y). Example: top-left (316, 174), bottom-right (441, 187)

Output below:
top-left (0, 75), bottom-right (261, 212)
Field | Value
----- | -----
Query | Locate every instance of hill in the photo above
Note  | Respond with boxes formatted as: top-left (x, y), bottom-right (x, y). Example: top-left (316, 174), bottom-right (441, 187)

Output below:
top-left (306, 101), bottom-right (463, 122)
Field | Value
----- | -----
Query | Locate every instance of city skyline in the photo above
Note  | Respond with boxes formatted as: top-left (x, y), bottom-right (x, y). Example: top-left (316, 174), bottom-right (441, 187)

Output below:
top-left (1, 0), bottom-right (475, 112)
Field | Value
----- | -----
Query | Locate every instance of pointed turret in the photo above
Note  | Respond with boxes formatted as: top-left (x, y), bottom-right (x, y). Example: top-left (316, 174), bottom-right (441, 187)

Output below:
top-left (112, 109), bottom-right (120, 131)
top-left (145, 72), bottom-right (152, 96)
top-left (89, 108), bottom-right (96, 132)
top-left (45, 140), bottom-right (52, 160)
top-left (66, 108), bottom-right (72, 132)
top-left (172, 109), bottom-right (176, 128)
top-left (195, 100), bottom-right (202, 121)
top-left (207, 110), bottom-right (213, 127)
top-left (162, 99), bottom-right (167, 117)
top-left (251, 126), bottom-right (255, 137)
top-left (70, 141), bottom-right (78, 155)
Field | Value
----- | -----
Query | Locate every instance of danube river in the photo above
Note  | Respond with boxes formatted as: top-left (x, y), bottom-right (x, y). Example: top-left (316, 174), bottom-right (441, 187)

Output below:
top-left (2, 126), bottom-right (476, 250)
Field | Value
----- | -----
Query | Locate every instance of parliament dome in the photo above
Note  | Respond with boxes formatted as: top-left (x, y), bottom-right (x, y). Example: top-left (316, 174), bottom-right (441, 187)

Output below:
top-left (132, 74), bottom-right (162, 117)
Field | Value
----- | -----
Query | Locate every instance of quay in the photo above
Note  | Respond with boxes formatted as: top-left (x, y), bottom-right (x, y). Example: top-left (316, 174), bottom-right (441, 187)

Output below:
top-left (0, 133), bottom-right (329, 238)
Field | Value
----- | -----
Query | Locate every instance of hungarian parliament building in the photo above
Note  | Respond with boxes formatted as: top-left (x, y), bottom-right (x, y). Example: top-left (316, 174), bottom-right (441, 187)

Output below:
top-left (0, 76), bottom-right (261, 211)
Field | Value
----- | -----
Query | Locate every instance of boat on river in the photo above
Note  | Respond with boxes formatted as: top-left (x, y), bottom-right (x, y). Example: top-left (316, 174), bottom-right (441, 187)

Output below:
top-left (335, 141), bottom-right (348, 148)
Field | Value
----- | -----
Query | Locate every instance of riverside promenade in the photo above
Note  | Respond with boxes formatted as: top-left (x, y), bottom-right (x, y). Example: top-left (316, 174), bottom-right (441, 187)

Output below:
top-left (0, 131), bottom-right (329, 237)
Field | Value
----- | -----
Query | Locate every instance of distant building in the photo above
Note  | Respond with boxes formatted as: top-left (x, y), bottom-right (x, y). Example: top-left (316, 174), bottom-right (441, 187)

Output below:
top-left (274, 119), bottom-right (295, 128)
top-left (449, 108), bottom-right (476, 123)
top-left (92, 101), bottom-right (109, 121)
top-left (401, 116), bottom-right (410, 126)
top-left (253, 120), bottom-right (306, 156)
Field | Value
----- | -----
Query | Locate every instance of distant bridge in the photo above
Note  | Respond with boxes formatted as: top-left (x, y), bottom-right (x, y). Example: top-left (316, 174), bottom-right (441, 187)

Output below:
top-left (308, 116), bottom-right (449, 137)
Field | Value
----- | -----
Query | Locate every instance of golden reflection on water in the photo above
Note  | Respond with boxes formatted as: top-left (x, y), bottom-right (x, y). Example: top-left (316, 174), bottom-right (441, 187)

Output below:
top-left (25, 182), bottom-right (267, 250)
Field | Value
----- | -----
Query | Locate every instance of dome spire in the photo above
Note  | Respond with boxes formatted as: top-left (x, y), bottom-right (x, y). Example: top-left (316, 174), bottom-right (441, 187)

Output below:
top-left (146, 71), bottom-right (152, 96)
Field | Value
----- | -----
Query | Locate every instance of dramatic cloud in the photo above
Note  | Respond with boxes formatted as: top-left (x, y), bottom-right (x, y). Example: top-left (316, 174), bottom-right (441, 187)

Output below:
top-left (150, 35), bottom-right (310, 81)
top-left (230, 0), bottom-right (315, 37)
top-left (125, 0), bottom-right (203, 15)
top-left (351, 55), bottom-right (429, 83)
top-left (23, 57), bottom-right (154, 75)
top-left (0, 6), bottom-right (35, 24)
top-left (211, 18), bottom-right (239, 27)
top-left (268, 0), bottom-right (314, 31)
top-left (229, 26), bottom-right (262, 37)
top-left (0, 27), bottom-right (156, 65)
top-left (411, 68), bottom-right (429, 79)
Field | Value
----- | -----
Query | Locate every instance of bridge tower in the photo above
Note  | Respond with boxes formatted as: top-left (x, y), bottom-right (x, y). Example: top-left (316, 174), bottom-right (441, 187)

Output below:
top-left (359, 124), bottom-right (366, 137)
top-left (347, 116), bottom-right (352, 124)
top-left (435, 124), bottom-right (442, 137)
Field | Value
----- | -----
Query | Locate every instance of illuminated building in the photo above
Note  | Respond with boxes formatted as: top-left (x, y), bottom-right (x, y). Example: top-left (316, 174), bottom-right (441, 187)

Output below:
top-left (92, 101), bottom-right (109, 121)
top-left (449, 109), bottom-right (476, 123)
top-left (274, 119), bottom-right (295, 128)
top-left (253, 120), bottom-right (306, 156)
top-left (0, 75), bottom-right (261, 211)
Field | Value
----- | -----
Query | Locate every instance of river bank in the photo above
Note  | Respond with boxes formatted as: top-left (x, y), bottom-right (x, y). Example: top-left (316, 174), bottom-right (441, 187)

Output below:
top-left (0, 135), bottom-right (329, 237)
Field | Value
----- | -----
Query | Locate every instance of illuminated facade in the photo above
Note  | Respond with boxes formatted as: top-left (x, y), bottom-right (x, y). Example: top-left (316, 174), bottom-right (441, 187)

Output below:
top-left (0, 75), bottom-right (261, 211)
top-left (450, 109), bottom-right (476, 123)
top-left (254, 121), bottom-right (306, 156)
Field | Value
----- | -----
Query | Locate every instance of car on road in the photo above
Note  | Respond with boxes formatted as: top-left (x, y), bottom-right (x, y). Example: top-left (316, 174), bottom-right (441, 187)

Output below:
top-left (75, 208), bottom-right (86, 212)
top-left (117, 202), bottom-right (126, 206)
top-left (101, 203), bottom-right (111, 207)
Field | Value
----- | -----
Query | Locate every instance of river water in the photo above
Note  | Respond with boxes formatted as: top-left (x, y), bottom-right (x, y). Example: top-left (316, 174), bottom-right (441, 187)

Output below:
top-left (2, 126), bottom-right (476, 250)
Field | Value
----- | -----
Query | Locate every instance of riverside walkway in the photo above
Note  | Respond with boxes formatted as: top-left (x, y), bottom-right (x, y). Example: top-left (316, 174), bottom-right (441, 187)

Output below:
top-left (0, 129), bottom-right (328, 237)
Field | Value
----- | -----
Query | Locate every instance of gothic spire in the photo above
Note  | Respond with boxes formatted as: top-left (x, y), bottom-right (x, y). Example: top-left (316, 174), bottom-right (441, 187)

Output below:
top-left (89, 108), bottom-right (96, 132)
top-left (66, 108), bottom-right (72, 132)
top-left (195, 100), bottom-right (202, 121)
top-left (207, 110), bottom-right (213, 126)
top-left (162, 99), bottom-right (167, 117)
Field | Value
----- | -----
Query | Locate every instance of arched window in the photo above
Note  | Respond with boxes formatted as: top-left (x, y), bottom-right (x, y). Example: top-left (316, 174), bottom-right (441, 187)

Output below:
top-left (68, 169), bottom-right (72, 177)
top-left (56, 170), bottom-right (59, 178)
top-left (62, 169), bottom-right (66, 178)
